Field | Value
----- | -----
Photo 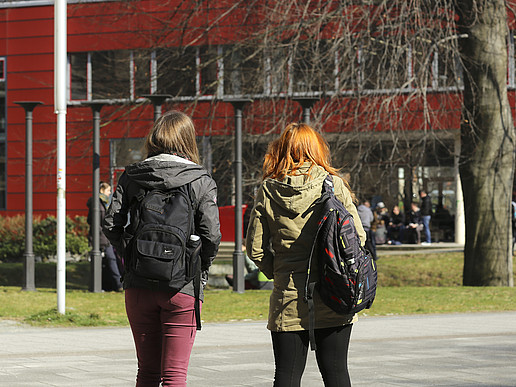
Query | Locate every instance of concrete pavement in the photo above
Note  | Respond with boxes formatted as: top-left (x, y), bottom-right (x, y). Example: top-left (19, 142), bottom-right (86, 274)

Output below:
top-left (1, 311), bottom-right (515, 386)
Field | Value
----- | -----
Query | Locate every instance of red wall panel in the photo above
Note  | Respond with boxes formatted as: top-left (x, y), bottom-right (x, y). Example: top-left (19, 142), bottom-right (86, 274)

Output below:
top-left (8, 71), bottom-right (53, 90)
top-left (0, 0), bottom-right (472, 231)
top-left (4, 36), bottom-right (53, 56)
top-left (6, 19), bottom-right (53, 39)
top-left (8, 54), bottom-right (54, 72)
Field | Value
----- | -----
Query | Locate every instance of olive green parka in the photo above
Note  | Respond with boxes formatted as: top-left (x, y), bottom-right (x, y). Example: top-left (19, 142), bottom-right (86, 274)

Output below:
top-left (246, 163), bottom-right (366, 332)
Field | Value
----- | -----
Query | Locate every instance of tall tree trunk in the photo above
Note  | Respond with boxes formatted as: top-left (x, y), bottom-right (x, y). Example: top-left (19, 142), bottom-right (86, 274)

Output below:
top-left (456, 0), bottom-right (515, 286)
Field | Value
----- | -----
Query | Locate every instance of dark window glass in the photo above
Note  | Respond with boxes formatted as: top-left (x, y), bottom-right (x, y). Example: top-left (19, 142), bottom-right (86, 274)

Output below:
top-left (110, 138), bottom-right (145, 169)
top-left (0, 77), bottom-right (4, 209)
top-left (133, 51), bottom-right (151, 98)
top-left (70, 53), bottom-right (87, 100)
top-left (337, 40), bottom-right (358, 91)
top-left (362, 37), bottom-right (407, 90)
top-left (0, 80), bottom-right (4, 135)
top-left (0, 141), bottom-right (4, 210)
top-left (436, 47), bottom-right (462, 88)
top-left (267, 46), bottom-right (289, 94)
top-left (156, 47), bottom-right (196, 96)
top-left (91, 50), bottom-right (131, 99)
top-left (411, 42), bottom-right (432, 89)
top-left (200, 46), bottom-right (219, 95)
top-left (224, 46), bottom-right (263, 95)
top-left (292, 40), bottom-right (335, 93)
top-left (0, 59), bottom-right (4, 80)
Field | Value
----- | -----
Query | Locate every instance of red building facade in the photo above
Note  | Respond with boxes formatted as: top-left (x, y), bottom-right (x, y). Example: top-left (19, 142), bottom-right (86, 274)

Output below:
top-left (1, 1), bottom-right (514, 241)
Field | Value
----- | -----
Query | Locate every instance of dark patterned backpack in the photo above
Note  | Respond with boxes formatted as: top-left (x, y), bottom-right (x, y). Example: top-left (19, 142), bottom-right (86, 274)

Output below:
top-left (304, 175), bottom-right (377, 349)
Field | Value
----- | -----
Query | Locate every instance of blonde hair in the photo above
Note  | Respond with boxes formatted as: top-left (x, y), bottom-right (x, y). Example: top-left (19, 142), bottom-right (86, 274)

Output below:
top-left (144, 110), bottom-right (200, 164)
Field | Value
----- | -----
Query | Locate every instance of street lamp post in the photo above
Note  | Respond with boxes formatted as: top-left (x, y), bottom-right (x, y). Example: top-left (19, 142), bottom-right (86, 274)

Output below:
top-left (225, 98), bottom-right (252, 293)
top-left (142, 94), bottom-right (172, 121)
top-left (85, 102), bottom-right (106, 293)
top-left (15, 101), bottom-right (43, 292)
top-left (293, 97), bottom-right (319, 124)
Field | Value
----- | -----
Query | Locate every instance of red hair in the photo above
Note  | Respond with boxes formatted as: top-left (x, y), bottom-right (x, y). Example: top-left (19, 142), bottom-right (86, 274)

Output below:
top-left (262, 123), bottom-right (339, 181)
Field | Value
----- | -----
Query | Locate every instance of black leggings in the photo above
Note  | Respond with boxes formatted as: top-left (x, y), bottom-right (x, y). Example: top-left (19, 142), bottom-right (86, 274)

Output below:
top-left (271, 324), bottom-right (352, 387)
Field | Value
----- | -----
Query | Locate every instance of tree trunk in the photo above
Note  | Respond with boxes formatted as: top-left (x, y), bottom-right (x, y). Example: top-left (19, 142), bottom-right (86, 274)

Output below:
top-left (456, 0), bottom-right (515, 286)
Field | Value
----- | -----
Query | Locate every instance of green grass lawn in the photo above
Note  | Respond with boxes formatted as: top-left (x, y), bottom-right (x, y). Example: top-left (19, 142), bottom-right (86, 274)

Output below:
top-left (1, 252), bottom-right (515, 327)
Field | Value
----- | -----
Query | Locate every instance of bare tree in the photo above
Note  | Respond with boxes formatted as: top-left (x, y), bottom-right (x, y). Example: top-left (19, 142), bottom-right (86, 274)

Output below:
top-left (71, 0), bottom-right (515, 284)
top-left (456, 0), bottom-right (515, 286)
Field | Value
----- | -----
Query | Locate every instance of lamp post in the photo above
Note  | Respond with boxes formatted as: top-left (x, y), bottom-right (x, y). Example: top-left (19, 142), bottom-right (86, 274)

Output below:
top-left (293, 97), bottom-right (319, 124)
top-left (225, 98), bottom-right (252, 293)
top-left (84, 101), bottom-right (106, 293)
top-left (14, 101), bottom-right (43, 292)
top-left (142, 94), bottom-right (172, 121)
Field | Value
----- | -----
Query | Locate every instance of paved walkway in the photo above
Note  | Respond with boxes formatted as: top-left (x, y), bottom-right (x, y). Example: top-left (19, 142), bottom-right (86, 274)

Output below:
top-left (1, 311), bottom-right (515, 386)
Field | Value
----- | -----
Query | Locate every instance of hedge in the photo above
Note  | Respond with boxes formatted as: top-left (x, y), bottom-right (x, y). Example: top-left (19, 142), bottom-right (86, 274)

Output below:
top-left (0, 215), bottom-right (90, 263)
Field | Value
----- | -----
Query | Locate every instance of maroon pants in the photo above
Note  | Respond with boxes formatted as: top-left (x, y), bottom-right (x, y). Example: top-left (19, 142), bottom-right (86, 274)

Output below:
top-left (125, 288), bottom-right (199, 387)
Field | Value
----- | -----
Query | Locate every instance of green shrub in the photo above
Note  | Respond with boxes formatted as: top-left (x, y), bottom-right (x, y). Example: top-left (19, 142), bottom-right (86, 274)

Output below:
top-left (0, 215), bottom-right (25, 262)
top-left (33, 216), bottom-right (57, 259)
top-left (0, 215), bottom-right (90, 262)
top-left (66, 216), bottom-right (90, 258)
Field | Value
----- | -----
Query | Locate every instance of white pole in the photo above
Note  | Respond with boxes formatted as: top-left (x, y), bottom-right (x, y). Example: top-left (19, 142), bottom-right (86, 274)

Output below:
top-left (454, 131), bottom-right (465, 245)
top-left (55, 0), bottom-right (67, 315)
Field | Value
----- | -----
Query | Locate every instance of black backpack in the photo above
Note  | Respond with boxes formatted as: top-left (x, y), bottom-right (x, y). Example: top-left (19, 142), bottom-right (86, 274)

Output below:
top-left (128, 183), bottom-right (203, 330)
top-left (304, 175), bottom-right (377, 349)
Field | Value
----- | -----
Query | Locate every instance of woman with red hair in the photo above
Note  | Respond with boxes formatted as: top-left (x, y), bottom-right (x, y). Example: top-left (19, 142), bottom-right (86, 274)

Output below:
top-left (246, 123), bottom-right (366, 387)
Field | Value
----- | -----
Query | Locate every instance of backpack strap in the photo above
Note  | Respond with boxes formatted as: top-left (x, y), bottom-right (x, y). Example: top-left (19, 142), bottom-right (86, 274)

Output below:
top-left (127, 185), bottom-right (147, 237)
top-left (306, 282), bottom-right (317, 351)
top-left (194, 269), bottom-right (202, 330)
top-left (185, 180), bottom-right (202, 331)
top-left (303, 174), bottom-right (335, 351)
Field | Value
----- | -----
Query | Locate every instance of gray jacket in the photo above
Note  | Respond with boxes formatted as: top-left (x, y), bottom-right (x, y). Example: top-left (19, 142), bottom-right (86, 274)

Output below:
top-left (103, 154), bottom-right (221, 297)
top-left (357, 204), bottom-right (374, 230)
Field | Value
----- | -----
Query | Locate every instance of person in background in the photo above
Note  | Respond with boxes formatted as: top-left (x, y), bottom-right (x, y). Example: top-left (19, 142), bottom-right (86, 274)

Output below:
top-left (387, 205), bottom-right (405, 244)
top-left (374, 201), bottom-right (389, 245)
top-left (246, 123), bottom-right (366, 387)
top-left (357, 198), bottom-right (377, 260)
top-left (87, 181), bottom-right (122, 292)
top-left (406, 202), bottom-right (423, 244)
top-left (103, 111), bottom-right (221, 387)
top-left (419, 189), bottom-right (433, 245)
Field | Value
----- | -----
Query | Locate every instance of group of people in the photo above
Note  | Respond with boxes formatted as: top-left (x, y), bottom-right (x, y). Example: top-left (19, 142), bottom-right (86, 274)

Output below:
top-left (357, 191), bottom-right (433, 259)
top-left (88, 110), bottom-right (400, 386)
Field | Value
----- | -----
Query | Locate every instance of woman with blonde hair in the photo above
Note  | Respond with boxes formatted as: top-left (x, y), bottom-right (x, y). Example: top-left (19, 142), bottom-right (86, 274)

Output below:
top-left (103, 110), bottom-right (221, 387)
top-left (246, 123), bottom-right (366, 387)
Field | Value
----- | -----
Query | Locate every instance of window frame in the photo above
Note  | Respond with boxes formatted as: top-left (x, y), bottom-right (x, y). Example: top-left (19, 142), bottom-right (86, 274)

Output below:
top-left (0, 56), bottom-right (6, 210)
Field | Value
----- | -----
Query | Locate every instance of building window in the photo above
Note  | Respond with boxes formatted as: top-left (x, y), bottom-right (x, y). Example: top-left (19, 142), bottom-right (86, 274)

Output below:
top-left (410, 42), bottom-right (433, 90)
top-left (0, 58), bottom-right (4, 81)
top-left (223, 46), bottom-right (263, 96)
top-left (0, 57), bottom-right (5, 209)
top-left (110, 137), bottom-right (145, 169)
top-left (132, 50), bottom-right (152, 98)
top-left (70, 53), bottom-right (88, 100)
top-left (265, 46), bottom-right (289, 95)
top-left (336, 42), bottom-right (358, 92)
top-left (361, 37), bottom-right (407, 90)
top-left (199, 46), bottom-right (219, 96)
top-left (156, 47), bottom-right (197, 96)
top-left (109, 137), bottom-right (145, 187)
top-left (91, 50), bottom-right (131, 99)
top-left (291, 40), bottom-right (335, 94)
top-left (432, 46), bottom-right (463, 89)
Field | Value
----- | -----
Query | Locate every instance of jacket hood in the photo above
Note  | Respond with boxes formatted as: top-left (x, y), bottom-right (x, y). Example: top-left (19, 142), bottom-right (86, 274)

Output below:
top-left (124, 154), bottom-right (208, 190)
top-left (262, 163), bottom-right (327, 215)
